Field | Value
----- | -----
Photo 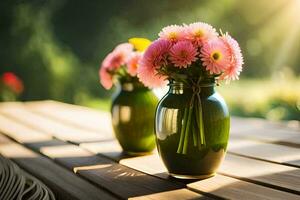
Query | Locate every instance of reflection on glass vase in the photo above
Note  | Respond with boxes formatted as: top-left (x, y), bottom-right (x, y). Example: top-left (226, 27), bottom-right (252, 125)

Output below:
top-left (155, 80), bottom-right (230, 179)
top-left (111, 79), bottom-right (158, 155)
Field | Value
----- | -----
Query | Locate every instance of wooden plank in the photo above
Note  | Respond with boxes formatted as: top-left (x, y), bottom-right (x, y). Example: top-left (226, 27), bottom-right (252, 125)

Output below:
top-left (188, 174), bottom-right (300, 200)
top-left (228, 138), bottom-right (300, 167)
top-left (0, 134), bottom-right (118, 200)
top-left (0, 113), bottom-right (51, 143)
top-left (80, 140), bottom-right (126, 161)
top-left (0, 102), bottom-right (112, 143)
top-left (128, 189), bottom-right (209, 200)
top-left (26, 100), bottom-right (112, 134)
top-left (219, 154), bottom-right (300, 194)
top-left (231, 118), bottom-right (300, 146)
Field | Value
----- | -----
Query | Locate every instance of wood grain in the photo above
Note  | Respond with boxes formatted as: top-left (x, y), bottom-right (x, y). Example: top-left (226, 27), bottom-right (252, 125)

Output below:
top-left (228, 138), bottom-right (300, 167)
top-left (188, 174), bottom-right (300, 200)
top-left (80, 140), bottom-right (127, 161)
top-left (129, 189), bottom-right (210, 200)
top-left (231, 118), bottom-right (300, 146)
top-left (26, 100), bottom-right (112, 134)
top-left (220, 154), bottom-right (300, 193)
top-left (0, 102), bottom-right (112, 143)
top-left (0, 113), bottom-right (51, 143)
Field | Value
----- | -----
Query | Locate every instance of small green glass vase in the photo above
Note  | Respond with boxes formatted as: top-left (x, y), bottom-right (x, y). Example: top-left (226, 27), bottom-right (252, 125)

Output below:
top-left (155, 80), bottom-right (230, 179)
top-left (111, 79), bottom-right (158, 155)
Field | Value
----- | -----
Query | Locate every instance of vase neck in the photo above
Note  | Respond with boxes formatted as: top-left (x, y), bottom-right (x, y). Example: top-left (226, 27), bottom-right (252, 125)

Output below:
top-left (168, 80), bottom-right (215, 95)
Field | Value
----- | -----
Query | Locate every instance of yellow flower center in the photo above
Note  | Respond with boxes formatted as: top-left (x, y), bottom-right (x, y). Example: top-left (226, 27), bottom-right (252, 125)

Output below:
top-left (168, 32), bottom-right (178, 40)
top-left (194, 29), bottom-right (204, 37)
top-left (211, 51), bottom-right (222, 61)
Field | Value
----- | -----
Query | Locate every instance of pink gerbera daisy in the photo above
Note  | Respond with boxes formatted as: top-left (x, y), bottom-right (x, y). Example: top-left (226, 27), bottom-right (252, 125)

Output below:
top-left (99, 66), bottom-right (113, 89)
top-left (158, 25), bottom-right (185, 43)
top-left (219, 33), bottom-right (244, 82)
top-left (137, 39), bottom-right (171, 88)
top-left (103, 43), bottom-right (133, 70)
top-left (200, 37), bottom-right (231, 74)
top-left (137, 58), bottom-right (166, 88)
top-left (126, 52), bottom-right (142, 76)
top-left (114, 42), bottom-right (134, 52)
top-left (142, 39), bottom-right (172, 68)
top-left (184, 22), bottom-right (218, 47)
top-left (169, 41), bottom-right (198, 68)
top-left (99, 43), bottom-right (133, 89)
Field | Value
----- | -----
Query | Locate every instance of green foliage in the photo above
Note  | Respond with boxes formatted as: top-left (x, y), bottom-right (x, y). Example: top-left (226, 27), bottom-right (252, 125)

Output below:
top-left (217, 77), bottom-right (300, 121)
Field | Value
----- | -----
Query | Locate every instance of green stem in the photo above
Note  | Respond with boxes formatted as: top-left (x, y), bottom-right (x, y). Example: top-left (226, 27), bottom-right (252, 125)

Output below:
top-left (198, 97), bottom-right (206, 145)
top-left (194, 98), bottom-right (206, 149)
top-left (182, 105), bottom-right (193, 154)
top-left (177, 107), bottom-right (188, 154)
top-left (194, 101), bottom-right (201, 149)
top-left (192, 116), bottom-right (197, 147)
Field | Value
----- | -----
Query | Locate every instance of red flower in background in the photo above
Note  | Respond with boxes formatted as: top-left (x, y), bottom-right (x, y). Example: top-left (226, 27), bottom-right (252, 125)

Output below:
top-left (1, 72), bottom-right (24, 94)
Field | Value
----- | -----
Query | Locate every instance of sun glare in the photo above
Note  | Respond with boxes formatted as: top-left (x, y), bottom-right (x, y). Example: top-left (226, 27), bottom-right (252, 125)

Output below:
top-left (256, 0), bottom-right (300, 72)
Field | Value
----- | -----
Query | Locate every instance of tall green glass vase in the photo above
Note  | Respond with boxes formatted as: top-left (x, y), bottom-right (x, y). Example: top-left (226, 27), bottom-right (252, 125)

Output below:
top-left (155, 80), bottom-right (230, 179)
top-left (111, 79), bottom-right (158, 155)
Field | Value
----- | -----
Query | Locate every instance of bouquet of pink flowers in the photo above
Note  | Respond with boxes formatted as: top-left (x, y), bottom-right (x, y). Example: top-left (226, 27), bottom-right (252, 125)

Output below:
top-left (137, 22), bottom-right (244, 154)
top-left (99, 38), bottom-right (151, 89)
top-left (137, 22), bottom-right (244, 88)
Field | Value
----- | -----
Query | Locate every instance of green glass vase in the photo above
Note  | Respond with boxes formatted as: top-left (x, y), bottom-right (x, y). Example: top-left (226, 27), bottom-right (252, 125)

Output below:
top-left (155, 80), bottom-right (230, 179)
top-left (111, 79), bottom-right (158, 155)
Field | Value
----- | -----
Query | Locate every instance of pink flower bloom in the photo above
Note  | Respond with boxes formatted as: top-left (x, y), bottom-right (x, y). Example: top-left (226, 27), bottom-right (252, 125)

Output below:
top-left (137, 59), bottom-right (166, 88)
top-left (169, 41), bottom-right (198, 68)
top-left (142, 39), bottom-right (172, 68)
top-left (99, 66), bottom-right (113, 89)
top-left (102, 43), bottom-right (133, 70)
top-left (184, 22), bottom-right (218, 47)
top-left (126, 52), bottom-right (142, 76)
top-left (114, 43), bottom-right (134, 52)
top-left (200, 37), bottom-right (231, 74)
top-left (158, 25), bottom-right (185, 43)
top-left (219, 33), bottom-right (244, 82)
top-left (137, 39), bottom-right (171, 88)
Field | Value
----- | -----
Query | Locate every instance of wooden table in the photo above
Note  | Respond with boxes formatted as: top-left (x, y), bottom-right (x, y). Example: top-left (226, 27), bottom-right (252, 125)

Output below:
top-left (0, 100), bottom-right (299, 200)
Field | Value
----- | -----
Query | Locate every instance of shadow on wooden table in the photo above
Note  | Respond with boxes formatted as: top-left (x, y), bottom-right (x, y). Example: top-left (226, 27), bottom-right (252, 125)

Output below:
top-left (21, 139), bottom-right (200, 199)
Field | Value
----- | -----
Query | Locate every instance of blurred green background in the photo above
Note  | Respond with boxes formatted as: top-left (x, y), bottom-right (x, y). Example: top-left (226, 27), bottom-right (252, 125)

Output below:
top-left (0, 0), bottom-right (299, 121)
